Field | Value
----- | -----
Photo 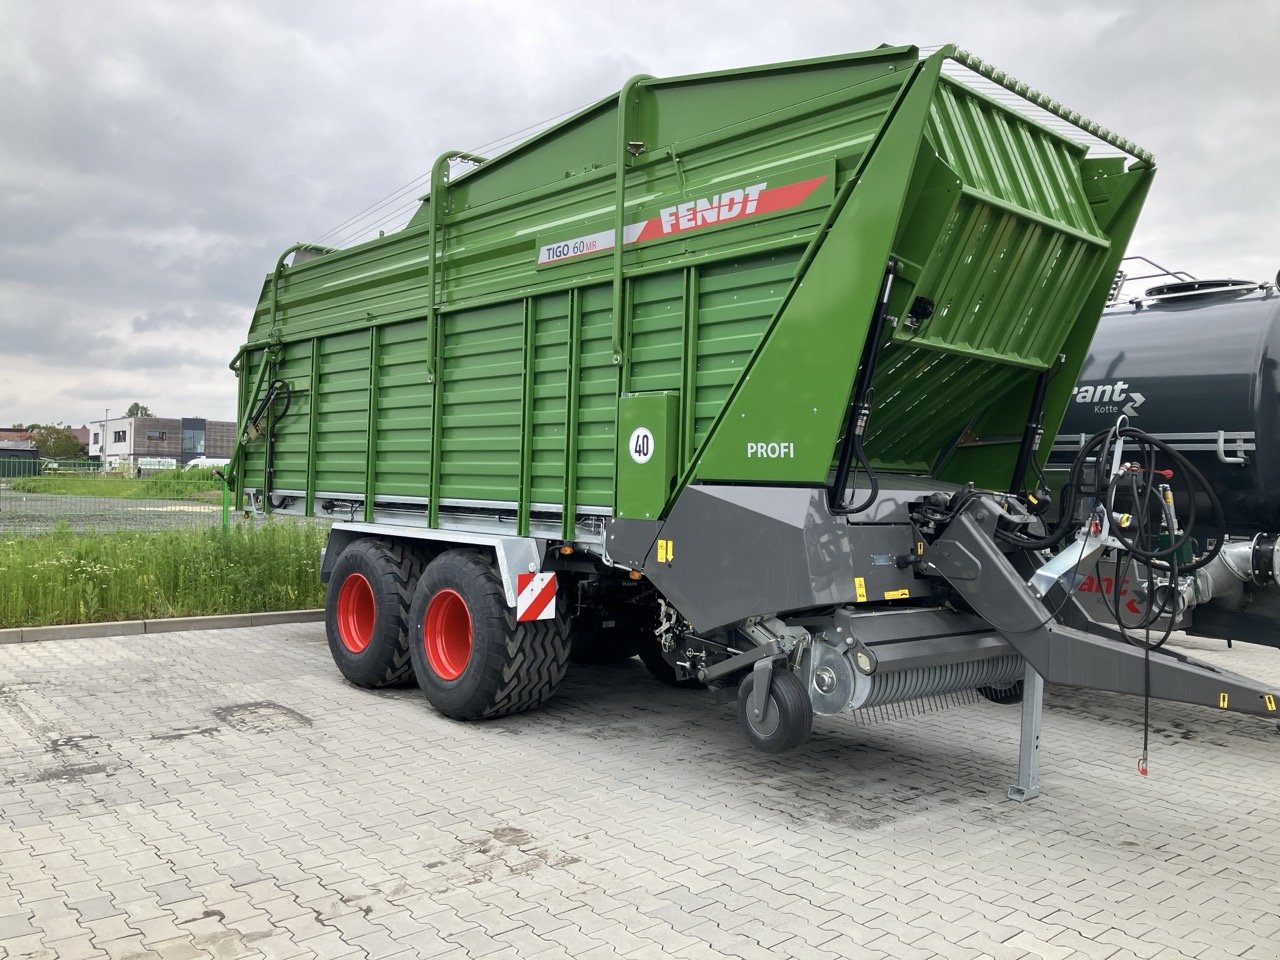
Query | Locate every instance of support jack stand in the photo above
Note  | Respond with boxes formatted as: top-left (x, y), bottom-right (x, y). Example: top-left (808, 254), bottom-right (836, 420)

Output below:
top-left (1008, 660), bottom-right (1044, 802)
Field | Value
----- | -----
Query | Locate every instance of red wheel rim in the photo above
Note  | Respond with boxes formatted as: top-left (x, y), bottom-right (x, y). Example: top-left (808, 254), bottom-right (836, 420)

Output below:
top-left (424, 589), bottom-right (472, 680)
top-left (336, 573), bottom-right (376, 653)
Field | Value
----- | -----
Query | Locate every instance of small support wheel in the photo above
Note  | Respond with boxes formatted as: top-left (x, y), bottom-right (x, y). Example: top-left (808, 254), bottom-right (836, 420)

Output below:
top-left (736, 667), bottom-right (812, 754)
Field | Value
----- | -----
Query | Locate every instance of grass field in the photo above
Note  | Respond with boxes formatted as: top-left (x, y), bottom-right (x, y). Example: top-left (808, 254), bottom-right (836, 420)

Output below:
top-left (0, 522), bottom-right (328, 628)
top-left (8, 467), bottom-right (224, 499)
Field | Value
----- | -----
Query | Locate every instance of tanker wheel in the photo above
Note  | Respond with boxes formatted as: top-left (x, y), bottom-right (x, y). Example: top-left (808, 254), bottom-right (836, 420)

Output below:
top-left (408, 549), bottom-right (570, 720)
top-left (736, 668), bottom-right (812, 754)
top-left (325, 538), bottom-right (424, 688)
top-left (978, 680), bottom-right (1024, 705)
top-left (635, 636), bottom-right (705, 689)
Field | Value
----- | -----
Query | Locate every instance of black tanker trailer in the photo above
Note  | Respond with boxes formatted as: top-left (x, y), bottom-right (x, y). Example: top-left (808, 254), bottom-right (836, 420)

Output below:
top-left (1053, 267), bottom-right (1280, 647)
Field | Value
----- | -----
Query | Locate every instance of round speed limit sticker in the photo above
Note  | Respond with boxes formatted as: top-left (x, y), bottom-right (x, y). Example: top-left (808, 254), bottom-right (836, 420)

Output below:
top-left (629, 427), bottom-right (655, 464)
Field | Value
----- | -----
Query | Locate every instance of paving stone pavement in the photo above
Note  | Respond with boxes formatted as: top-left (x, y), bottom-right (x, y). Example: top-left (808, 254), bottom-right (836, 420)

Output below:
top-left (1, 625), bottom-right (1278, 960)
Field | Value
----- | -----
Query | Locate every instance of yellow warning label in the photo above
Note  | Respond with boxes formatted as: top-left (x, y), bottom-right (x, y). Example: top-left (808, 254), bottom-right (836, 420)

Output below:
top-left (854, 577), bottom-right (867, 603)
top-left (656, 539), bottom-right (673, 563)
top-left (916, 541), bottom-right (925, 556)
top-left (1265, 694), bottom-right (1277, 712)
top-left (1219, 692), bottom-right (1229, 709)
top-left (884, 588), bottom-right (911, 600)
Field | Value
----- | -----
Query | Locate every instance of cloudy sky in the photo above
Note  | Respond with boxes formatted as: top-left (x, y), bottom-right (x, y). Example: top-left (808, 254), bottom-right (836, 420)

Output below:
top-left (2, 0), bottom-right (1277, 430)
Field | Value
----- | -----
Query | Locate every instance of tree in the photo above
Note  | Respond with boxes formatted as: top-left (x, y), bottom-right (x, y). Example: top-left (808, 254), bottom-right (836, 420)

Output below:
top-left (125, 402), bottom-right (154, 418)
top-left (30, 424), bottom-right (87, 459)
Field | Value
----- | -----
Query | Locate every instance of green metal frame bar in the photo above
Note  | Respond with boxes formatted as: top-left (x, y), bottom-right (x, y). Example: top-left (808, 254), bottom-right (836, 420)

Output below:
top-left (232, 350), bottom-right (249, 510)
top-left (517, 298), bottom-right (536, 537)
top-left (364, 324), bottom-right (380, 522)
top-left (611, 74), bottom-right (654, 367)
top-left (305, 340), bottom-right (320, 516)
top-left (427, 305), bottom-right (445, 529)
top-left (426, 150), bottom-right (487, 385)
top-left (561, 289), bottom-right (583, 542)
top-left (680, 266), bottom-right (699, 467)
top-left (423, 151), bottom-right (486, 529)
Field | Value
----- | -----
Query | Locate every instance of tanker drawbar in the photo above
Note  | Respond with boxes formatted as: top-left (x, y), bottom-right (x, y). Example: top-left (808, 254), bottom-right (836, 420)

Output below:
top-left (229, 45), bottom-right (1279, 801)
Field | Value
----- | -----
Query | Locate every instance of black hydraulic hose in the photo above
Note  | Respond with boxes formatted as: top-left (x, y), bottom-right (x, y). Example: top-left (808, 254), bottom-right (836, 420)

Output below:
top-left (994, 471), bottom-right (1078, 551)
top-left (1098, 428), bottom-right (1222, 573)
top-left (1009, 365), bottom-right (1054, 495)
top-left (831, 259), bottom-right (897, 514)
top-left (263, 379), bottom-right (292, 510)
top-left (840, 429), bottom-right (881, 516)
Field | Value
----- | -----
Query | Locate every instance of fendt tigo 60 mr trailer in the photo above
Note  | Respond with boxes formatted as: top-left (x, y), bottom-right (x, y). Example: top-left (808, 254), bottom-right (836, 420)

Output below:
top-left (227, 45), bottom-right (1280, 798)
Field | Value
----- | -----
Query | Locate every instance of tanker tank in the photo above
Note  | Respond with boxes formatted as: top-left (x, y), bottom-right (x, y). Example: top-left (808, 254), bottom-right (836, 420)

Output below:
top-left (1054, 271), bottom-right (1280, 647)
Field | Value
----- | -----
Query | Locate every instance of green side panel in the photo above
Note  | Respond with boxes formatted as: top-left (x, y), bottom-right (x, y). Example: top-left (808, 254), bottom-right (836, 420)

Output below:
top-left (627, 273), bottom-right (684, 395)
top-left (270, 341), bottom-right (313, 492)
top-left (575, 285), bottom-right (617, 508)
top-left (616, 392), bottom-right (679, 520)
top-left (866, 351), bottom-right (1027, 473)
top-left (376, 319), bottom-right (432, 498)
top-left (530, 293), bottom-right (571, 506)
top-left (692, 54), bottom-right (944, 484)
top-left (315, 331), bottom-right (372, 493)
top-left (693, 249), bottom-right (803, 455)
top-left (941, 160), bottom-right (1154, 488)
top-left (438, 301), bottom-right (524, 503)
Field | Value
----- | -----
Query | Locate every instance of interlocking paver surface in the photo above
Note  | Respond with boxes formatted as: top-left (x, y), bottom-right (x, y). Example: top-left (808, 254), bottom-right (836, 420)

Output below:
top-left (1, 624), bottom-right (1278, 959)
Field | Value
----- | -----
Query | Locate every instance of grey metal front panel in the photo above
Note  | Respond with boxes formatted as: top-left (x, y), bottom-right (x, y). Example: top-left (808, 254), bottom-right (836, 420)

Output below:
top-left (642, 485), bottom-right (928, 631)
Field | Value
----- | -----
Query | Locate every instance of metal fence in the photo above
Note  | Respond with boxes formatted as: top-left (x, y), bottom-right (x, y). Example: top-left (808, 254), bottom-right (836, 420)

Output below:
top-left (0, 461), bottom-right (232, 535)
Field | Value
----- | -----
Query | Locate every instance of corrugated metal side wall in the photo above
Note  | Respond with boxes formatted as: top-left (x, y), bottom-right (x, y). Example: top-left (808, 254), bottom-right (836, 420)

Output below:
top-left (250, 247), bottom-right (802, 523)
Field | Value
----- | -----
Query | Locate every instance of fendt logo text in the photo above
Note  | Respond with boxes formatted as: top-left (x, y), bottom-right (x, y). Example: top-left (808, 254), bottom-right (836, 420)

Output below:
top-left (659, 184), bottom-right (766, 234)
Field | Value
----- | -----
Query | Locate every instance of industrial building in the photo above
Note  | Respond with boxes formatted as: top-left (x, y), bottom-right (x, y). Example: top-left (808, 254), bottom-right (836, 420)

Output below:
top-left (91, 416), bottom-right (234, 471)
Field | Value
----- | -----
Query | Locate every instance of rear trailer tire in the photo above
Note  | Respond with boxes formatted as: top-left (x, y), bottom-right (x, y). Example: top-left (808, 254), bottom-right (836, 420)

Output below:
top-left (325, 538), bottom-right (423, 689)
top-left (409, 549), bottom-right (570, 720)
top-left (978, 680), bottom-right (1024, 705)
top-left (737, 669), bottom-right (812, 754)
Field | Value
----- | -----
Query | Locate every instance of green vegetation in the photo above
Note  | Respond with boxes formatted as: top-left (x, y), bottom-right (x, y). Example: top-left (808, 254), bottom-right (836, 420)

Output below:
top-left (9, 467), bottom-right (224, 499)
top-left (0, 523), bottom-right (327, 628)
top-left (28, 424), bottom-right (88, 459)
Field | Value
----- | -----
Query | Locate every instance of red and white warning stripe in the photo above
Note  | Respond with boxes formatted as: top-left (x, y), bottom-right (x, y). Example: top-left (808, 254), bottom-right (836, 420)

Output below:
top-left (516, 571), bottom-right (557, 622)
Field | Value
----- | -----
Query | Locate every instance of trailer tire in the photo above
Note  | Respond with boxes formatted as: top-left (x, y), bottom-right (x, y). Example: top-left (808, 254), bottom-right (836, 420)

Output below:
top-left (409, 549), bottom-right (570, 720)
top-left (325, 538), bottom-right (423, 689)
top-left (978, 680), bottom-right (1024, 705)
top-left (737, 669), bottom-right (812, 754)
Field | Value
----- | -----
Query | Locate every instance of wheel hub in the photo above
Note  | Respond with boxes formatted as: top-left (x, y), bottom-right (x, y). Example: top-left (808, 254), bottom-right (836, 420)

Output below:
top-left (424, 589), bottom-right (473, 680)
top-left (336, 573), bottom-right (376, 653)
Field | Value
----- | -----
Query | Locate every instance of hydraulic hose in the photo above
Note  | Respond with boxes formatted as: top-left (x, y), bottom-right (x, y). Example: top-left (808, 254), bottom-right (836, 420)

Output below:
top-left (1090, 425), bottom-right (1224, 573)
top-left (831, 260), bottom-right (896, 515)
